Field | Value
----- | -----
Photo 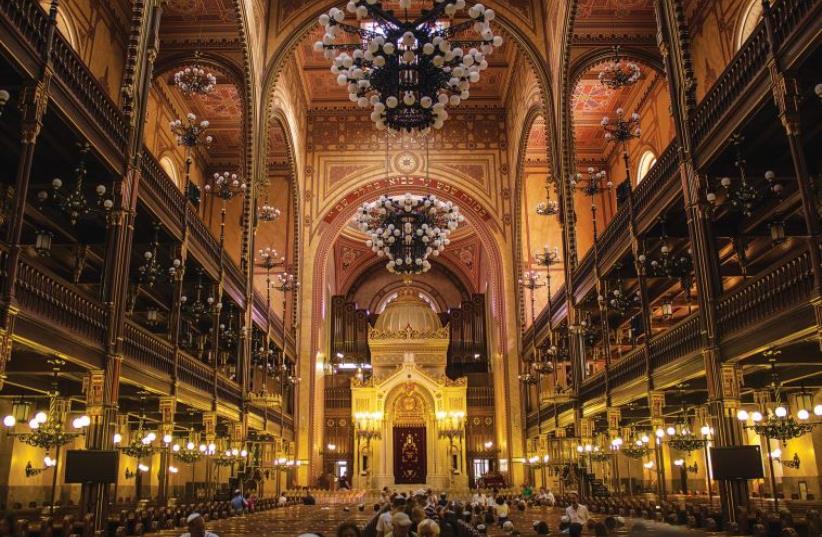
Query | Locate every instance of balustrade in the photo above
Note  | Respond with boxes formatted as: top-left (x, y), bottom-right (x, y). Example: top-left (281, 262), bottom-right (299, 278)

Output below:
top-left (216, 376), bottom-right (243, 408)
top-left (690, 24), bottom-right (770, 150)
top-left (49, 36), bottom-right (128, 152)
top-left (579, 371), bottom-right (606, 403)
top-left (596, 205), bottom-right (629, 262)
top-left (716, 250), bottom-right (813, 337)
top-left (647, 313), bottom-right (701, 369)
top-left (633, 141), bottom-right (680, 218)
top-left (177, 350), bottom-right (215, 394)
top-left (14, 259), bottom-right (106, 344)
top-left (0, 0), bottom-right (49, 61)
top-left (140, 149), bottom-right (187, 231)
top-left (123, 320), bottom-right (175, 376)
top-left (608, 348), bottom-right (645, 387)
top-left (770, 0), bottom-right (817, 50)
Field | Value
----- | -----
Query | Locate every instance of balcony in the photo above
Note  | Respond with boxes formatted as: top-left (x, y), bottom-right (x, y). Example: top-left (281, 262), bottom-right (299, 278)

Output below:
top-left (7, 253), bottom-right (285, 425)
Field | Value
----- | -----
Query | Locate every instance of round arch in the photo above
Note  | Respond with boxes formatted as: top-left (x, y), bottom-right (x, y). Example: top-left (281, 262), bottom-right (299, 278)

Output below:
top-left (735, 0), bottom-right (763, 51)
top-left (255, 1), bottom-right (561, 207)
top-left (636, 149), bottom-right (658, 184)
top-left (310, 176), bottom-right (508, 360)
top-left (511, 105), bottom-right (551, 332)
top-left (158, 154), bottom-right (181, 188)
top-left (345, 259), bottom-right (473, 314)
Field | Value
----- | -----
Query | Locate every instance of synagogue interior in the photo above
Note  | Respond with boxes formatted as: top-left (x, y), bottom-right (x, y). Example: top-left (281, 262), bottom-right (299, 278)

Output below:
top-left (0, 0), bottom-right (820, 536)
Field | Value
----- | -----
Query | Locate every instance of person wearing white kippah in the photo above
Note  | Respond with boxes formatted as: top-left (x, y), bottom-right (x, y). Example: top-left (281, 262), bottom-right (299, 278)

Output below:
top-left (180, 513), bottom-right (219, 537)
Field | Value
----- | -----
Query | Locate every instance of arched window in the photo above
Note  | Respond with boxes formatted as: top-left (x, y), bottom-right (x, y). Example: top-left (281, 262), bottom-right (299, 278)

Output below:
top-left (159, 156), bottom-right (181, 188)
top-left (736, 0), bottom-right (764, 51)
top-left (636, 150), bottom-right (657, 184)
top-left (40, 2), bottom-right (80, 50)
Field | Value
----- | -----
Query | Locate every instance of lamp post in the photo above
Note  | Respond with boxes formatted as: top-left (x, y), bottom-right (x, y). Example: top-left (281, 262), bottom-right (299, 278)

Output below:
top-left (572, 168), bottom-right (613, 366)
top-left (437, 411), bottom-right (466, 485)
top-left (354, 412), bottom-right (383, 488)
top-left (273, 269), bottom-right (300, 458)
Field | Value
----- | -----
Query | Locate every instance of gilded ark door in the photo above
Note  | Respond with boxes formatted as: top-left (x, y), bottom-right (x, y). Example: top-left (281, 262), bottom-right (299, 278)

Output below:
top-left (393, 426), bottom-right (427, 484)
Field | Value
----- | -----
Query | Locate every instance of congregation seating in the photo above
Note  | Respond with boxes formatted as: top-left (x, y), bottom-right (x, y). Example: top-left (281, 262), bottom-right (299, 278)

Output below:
top-left (554, 493), bottom-right (822, 536)
top-left (0, 497), bottom-right (297, 537)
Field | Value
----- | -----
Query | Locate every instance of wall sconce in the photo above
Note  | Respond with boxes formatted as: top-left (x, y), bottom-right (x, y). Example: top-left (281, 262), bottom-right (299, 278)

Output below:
top-left (34, 230), bottom-right (53, 257)
top-left (124, 468), bottom-right (136, 479)
top-left (0, 89), bottom-right (9, 116)
top-left (25, 456), bottom-right (56, 477)
top-left (770, 448), bottom-right (800, 469)
top-left (674, 458), bottom-right (698, 473)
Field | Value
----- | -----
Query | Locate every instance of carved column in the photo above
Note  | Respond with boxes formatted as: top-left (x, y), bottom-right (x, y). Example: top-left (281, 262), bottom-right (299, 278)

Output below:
top-left (759, 0), bottom-right (822, 348)
top-left (86, 0), bottom-right (164, 528)
top-left (607, 407), bottom-right (621, 493)
top-left (80, 368), bottom-right (118, 525)
top-left (649, 390), bottom-right (667, 500)
top-left (168, 242), bottom-right (188, 393)
top-left (706, 363), bottom-right (748, 519)
top-left (0, 0), bottom-right (60, 389)
top-left (157, 397), bottom-right (176, 506)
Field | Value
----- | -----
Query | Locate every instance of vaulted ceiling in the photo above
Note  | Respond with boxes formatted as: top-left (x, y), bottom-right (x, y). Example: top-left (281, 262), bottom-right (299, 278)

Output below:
top-left (292, 23), bottom-right (517, 108)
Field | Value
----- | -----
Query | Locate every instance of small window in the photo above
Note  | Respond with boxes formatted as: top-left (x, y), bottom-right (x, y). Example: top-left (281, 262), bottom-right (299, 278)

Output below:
top-left (636, 150), bottom-right (657, 184)
top-left (736, 0), bottom-right (764, 51)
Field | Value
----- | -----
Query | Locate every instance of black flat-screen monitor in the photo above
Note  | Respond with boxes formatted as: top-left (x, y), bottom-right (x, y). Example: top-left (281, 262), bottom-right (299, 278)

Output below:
top-left (64, 450), bottom-right (119, 483)
top-left (709, 445), bottom-right (764, 480)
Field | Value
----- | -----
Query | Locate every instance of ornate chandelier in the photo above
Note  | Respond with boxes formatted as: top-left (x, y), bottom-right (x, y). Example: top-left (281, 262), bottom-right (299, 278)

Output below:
top-left (356, 193), bottom-right (462, 275)
top-left (36, 142), bottom-right (114, 226)
top-left (115, 421), bottom-right (159, 459)
top-left (598, 46), bottom-right (641, 90)
top-left (314, 1), bottom-right (503, 133)
top-left (174, 52), bottom-right (217, 96)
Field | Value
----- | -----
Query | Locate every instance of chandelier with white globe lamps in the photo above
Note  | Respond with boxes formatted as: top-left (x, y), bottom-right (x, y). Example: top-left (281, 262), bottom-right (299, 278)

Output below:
top-left (356, 193), bottom-right (463, 275)
top-left (314, 1), bottom-right (503, 134)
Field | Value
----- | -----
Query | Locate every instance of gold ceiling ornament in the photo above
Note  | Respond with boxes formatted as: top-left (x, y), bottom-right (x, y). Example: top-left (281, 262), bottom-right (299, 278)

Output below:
top-left (314, 1), bottom-right (503, 134)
